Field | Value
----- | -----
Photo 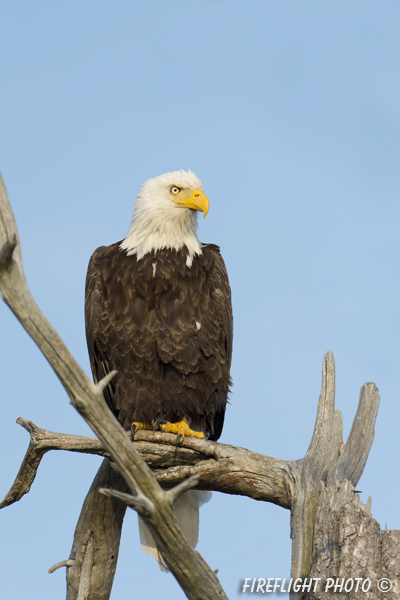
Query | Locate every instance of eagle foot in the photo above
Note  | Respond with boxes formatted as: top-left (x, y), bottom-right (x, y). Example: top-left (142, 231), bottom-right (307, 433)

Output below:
top-left (131, 418), bottom-right (207, 444)
top-left (158, 419), bottom-right (206, 444)
top-left (131, 421), bottom-right (153, 440)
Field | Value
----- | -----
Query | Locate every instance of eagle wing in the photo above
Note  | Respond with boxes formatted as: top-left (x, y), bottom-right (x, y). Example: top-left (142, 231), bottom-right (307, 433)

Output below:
top-left (85, 245), bottom-right (117, 411)
top-left (201, 244), bottom-right (233, 439)
top-left (206, 244), bottom-right (233, 372)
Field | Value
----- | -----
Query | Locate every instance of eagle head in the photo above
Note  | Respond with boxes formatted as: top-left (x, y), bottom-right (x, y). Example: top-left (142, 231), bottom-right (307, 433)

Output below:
top-left (120, 170), bottom-right (209, 267)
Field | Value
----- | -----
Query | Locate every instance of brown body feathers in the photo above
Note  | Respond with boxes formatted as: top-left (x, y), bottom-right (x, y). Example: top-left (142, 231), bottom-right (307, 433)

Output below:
top-left (85, 242), bottom-right (233, 441)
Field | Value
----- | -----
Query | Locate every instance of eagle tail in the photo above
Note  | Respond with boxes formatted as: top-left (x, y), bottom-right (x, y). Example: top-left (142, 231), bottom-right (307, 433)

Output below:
top-left (138, 490), bottom-right (212, 571)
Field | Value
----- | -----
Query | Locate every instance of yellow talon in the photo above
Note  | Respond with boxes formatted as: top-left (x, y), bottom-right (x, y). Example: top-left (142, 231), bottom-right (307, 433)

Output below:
top-left (159, 419), bottom-right (205, 442)
top-left (131, 421), bottom-right (153, 439)
top-left (131, 418), bottom-right (206, 444)
top-left (131, 421), bottom-right (153, 431)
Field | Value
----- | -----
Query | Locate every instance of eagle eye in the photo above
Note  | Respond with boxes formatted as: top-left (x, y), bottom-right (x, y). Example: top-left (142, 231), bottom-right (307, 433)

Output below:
top-left (170, 185), bottom-right (181, 195)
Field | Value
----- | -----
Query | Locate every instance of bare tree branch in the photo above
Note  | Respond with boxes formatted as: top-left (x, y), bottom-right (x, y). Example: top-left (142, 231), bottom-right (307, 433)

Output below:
top-left (327, 381), bottom-right (380, 486)
top-left (65, 459), bottom-right (129, 600)
top-left (99, 488), bottom-right (154, 516)
top-left (166, 474), bottom-right (201, 504)
top-left (49, 560), bottom-right (76, 574)
top-left (0, 418), bottom-right (109, 509)
top-left (1, 418), bottom-right (295, 509)
top-left (1, 366), bottom-right (381, 600)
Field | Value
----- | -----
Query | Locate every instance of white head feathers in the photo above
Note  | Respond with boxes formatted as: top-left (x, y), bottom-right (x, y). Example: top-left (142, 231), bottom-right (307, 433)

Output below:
top-left (120, 170), bottom-right (205, 267)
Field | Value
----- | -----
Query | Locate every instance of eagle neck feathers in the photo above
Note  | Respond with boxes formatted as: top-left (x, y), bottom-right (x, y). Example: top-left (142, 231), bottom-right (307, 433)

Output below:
top-left (120, 179), bottom-right (203, 268)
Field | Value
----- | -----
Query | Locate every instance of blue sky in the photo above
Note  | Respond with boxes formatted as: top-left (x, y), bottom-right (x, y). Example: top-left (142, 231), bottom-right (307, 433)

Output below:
top-left (1, 2), bottom-right (399, 598)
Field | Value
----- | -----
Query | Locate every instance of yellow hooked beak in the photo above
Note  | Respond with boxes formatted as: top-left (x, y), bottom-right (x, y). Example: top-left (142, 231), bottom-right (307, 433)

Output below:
top-left (173, 189), bottom-right (209, 218)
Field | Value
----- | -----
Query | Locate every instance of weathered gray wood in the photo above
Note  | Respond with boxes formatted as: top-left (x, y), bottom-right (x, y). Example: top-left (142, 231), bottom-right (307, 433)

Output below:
top-left (289, 353), bottom-right (380, 600)
top-left (0, 419), bottom-right (109, 508)
top-left (381, 530), bottom-right (400, 598)
top-left (327, 382), bottom-right (380, 487)
top-left (307, 480), bottom-right (400, 599)
top-left (1, 419), bottom-right (294, 509)
top-left (3, 362), bottom-right (382, 600)
top-left (64, 459), bottom-right (129, 600)
top-left (290, 352), bottom-right (343, 590)
top-left (301, 378), bottom-right (388, 600)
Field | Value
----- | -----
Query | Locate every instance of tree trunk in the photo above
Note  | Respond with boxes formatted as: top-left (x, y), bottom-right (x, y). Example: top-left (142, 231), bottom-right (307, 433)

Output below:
top-left (307, 480), bottom-right (400, 599)
top-left (66, 459), bottom-right (129, 600)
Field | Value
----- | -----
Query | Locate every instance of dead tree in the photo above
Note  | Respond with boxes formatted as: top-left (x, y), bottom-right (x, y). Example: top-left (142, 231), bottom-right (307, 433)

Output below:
top-left (1, 171), bottom-right (399, 599)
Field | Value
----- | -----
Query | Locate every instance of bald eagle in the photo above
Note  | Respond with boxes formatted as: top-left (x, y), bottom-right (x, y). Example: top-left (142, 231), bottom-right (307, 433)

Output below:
top-left (85, 170), bottom-right (233, 566)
